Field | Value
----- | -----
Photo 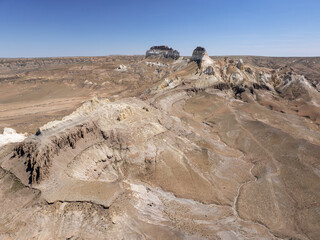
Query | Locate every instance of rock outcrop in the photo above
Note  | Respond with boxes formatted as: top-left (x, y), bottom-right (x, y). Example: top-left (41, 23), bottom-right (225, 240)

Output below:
top-left (154, 46), bottom-right (320, 106)
top-left (14, 121), bottom-right (100, 184)
top-left (203, 66), bottom-right (215, 75)
top-left (2, 50), bottom-right (320, 240)
top-left (190, 46), bottom-right (214, 68)
top-left (146, 46), bottom-right (180, 59)
top-left (115, 64), bottom-right (127, 71)
top-left (190, 47), bottom-right (206, 63)
top-left (236, 59), bottom-right (245, 70)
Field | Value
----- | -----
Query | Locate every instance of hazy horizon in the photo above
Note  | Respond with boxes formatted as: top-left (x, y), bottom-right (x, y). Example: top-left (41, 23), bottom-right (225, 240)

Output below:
top-left (2, 53), bottom-right (320, 59)
top-left (1, 0), bottom-right (320, 58)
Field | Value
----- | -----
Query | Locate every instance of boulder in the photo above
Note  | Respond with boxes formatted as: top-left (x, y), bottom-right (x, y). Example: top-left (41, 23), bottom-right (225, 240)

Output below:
top-left (115, 64), bottom-right (127, 71)
top-left (203, 66), bottom-right (215, 75)
top-left (245, 67), bottom-right (253, 74)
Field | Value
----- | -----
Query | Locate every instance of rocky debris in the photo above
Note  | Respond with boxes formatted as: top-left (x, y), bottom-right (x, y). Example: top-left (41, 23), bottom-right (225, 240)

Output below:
top-left (117, 106), bottom-right (133, 121)
top-left (203, 66), bottom-right (215, 75)
top-left (245, 67), bottom-right (253, 74)
top-left (278, 65), bottom-right (294, 75)
top-left (274, 73), bottom-right (317, 101)
top-left (84, 80), bottom-right (95, 85)
top-left (146, 46), bottom-right (180, 60)
top-left (158, 76), bottom-right (182, 90)
top-left (230, 72), bottom-right (244, 85)
top-left (67, 142), bottom-right (117, 182)
top-left (115, 64), bottom-right (127, 71)
top-left (236, 59), bottom-right (245, 70)
top-left (145, 61), bottom-right (168, 67)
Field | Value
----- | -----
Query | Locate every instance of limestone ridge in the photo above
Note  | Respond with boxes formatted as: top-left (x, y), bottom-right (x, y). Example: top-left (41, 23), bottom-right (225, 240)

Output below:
top-left (146, 46), bottom-right (180, 59)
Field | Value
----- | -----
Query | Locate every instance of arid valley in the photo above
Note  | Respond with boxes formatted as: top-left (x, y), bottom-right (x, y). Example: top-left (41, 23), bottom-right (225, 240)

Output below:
top-left (0, 46), bottom-right (320, 239)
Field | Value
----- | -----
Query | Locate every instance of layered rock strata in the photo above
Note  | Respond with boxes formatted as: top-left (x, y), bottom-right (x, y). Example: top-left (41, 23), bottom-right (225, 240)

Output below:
top-left (146, 46), bottom-right (180, 59)
top-left (1, 47), bottom-right (320, 239)
top-left (190, 46), bottom-right (214, 67)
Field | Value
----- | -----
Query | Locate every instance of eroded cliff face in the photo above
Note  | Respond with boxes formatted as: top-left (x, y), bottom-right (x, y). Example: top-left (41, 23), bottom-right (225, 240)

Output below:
top-left (14, 121), bottom-right (100, 184)
top-left (1, 49), bottom-right (320, 240)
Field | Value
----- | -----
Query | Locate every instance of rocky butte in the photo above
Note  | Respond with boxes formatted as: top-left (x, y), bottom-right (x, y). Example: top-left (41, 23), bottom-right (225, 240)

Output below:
top-left (145, 45), bottom-right (180, 59)
top-left (190, 46), bottom-right (214, 68)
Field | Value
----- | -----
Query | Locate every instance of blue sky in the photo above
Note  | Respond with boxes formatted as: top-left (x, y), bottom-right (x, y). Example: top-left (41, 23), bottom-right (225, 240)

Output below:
top-left (0, 0), bottom-right (320, 57)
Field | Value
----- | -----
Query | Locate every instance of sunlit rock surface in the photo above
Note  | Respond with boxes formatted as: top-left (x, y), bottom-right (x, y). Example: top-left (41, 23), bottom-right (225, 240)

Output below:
top-left (146, 45), bottom-right (180, 59)
top-left (1, 49), bottom-right (320, 239)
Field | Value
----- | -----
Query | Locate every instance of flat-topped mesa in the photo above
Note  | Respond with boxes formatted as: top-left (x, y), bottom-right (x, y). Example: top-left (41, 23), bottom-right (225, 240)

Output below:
top-left (150, 46), bottom-right (172, 51)
top-left (146, 45), bottom-right (180, 60)
top-left (190, 46), bottom-right (214, 68)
